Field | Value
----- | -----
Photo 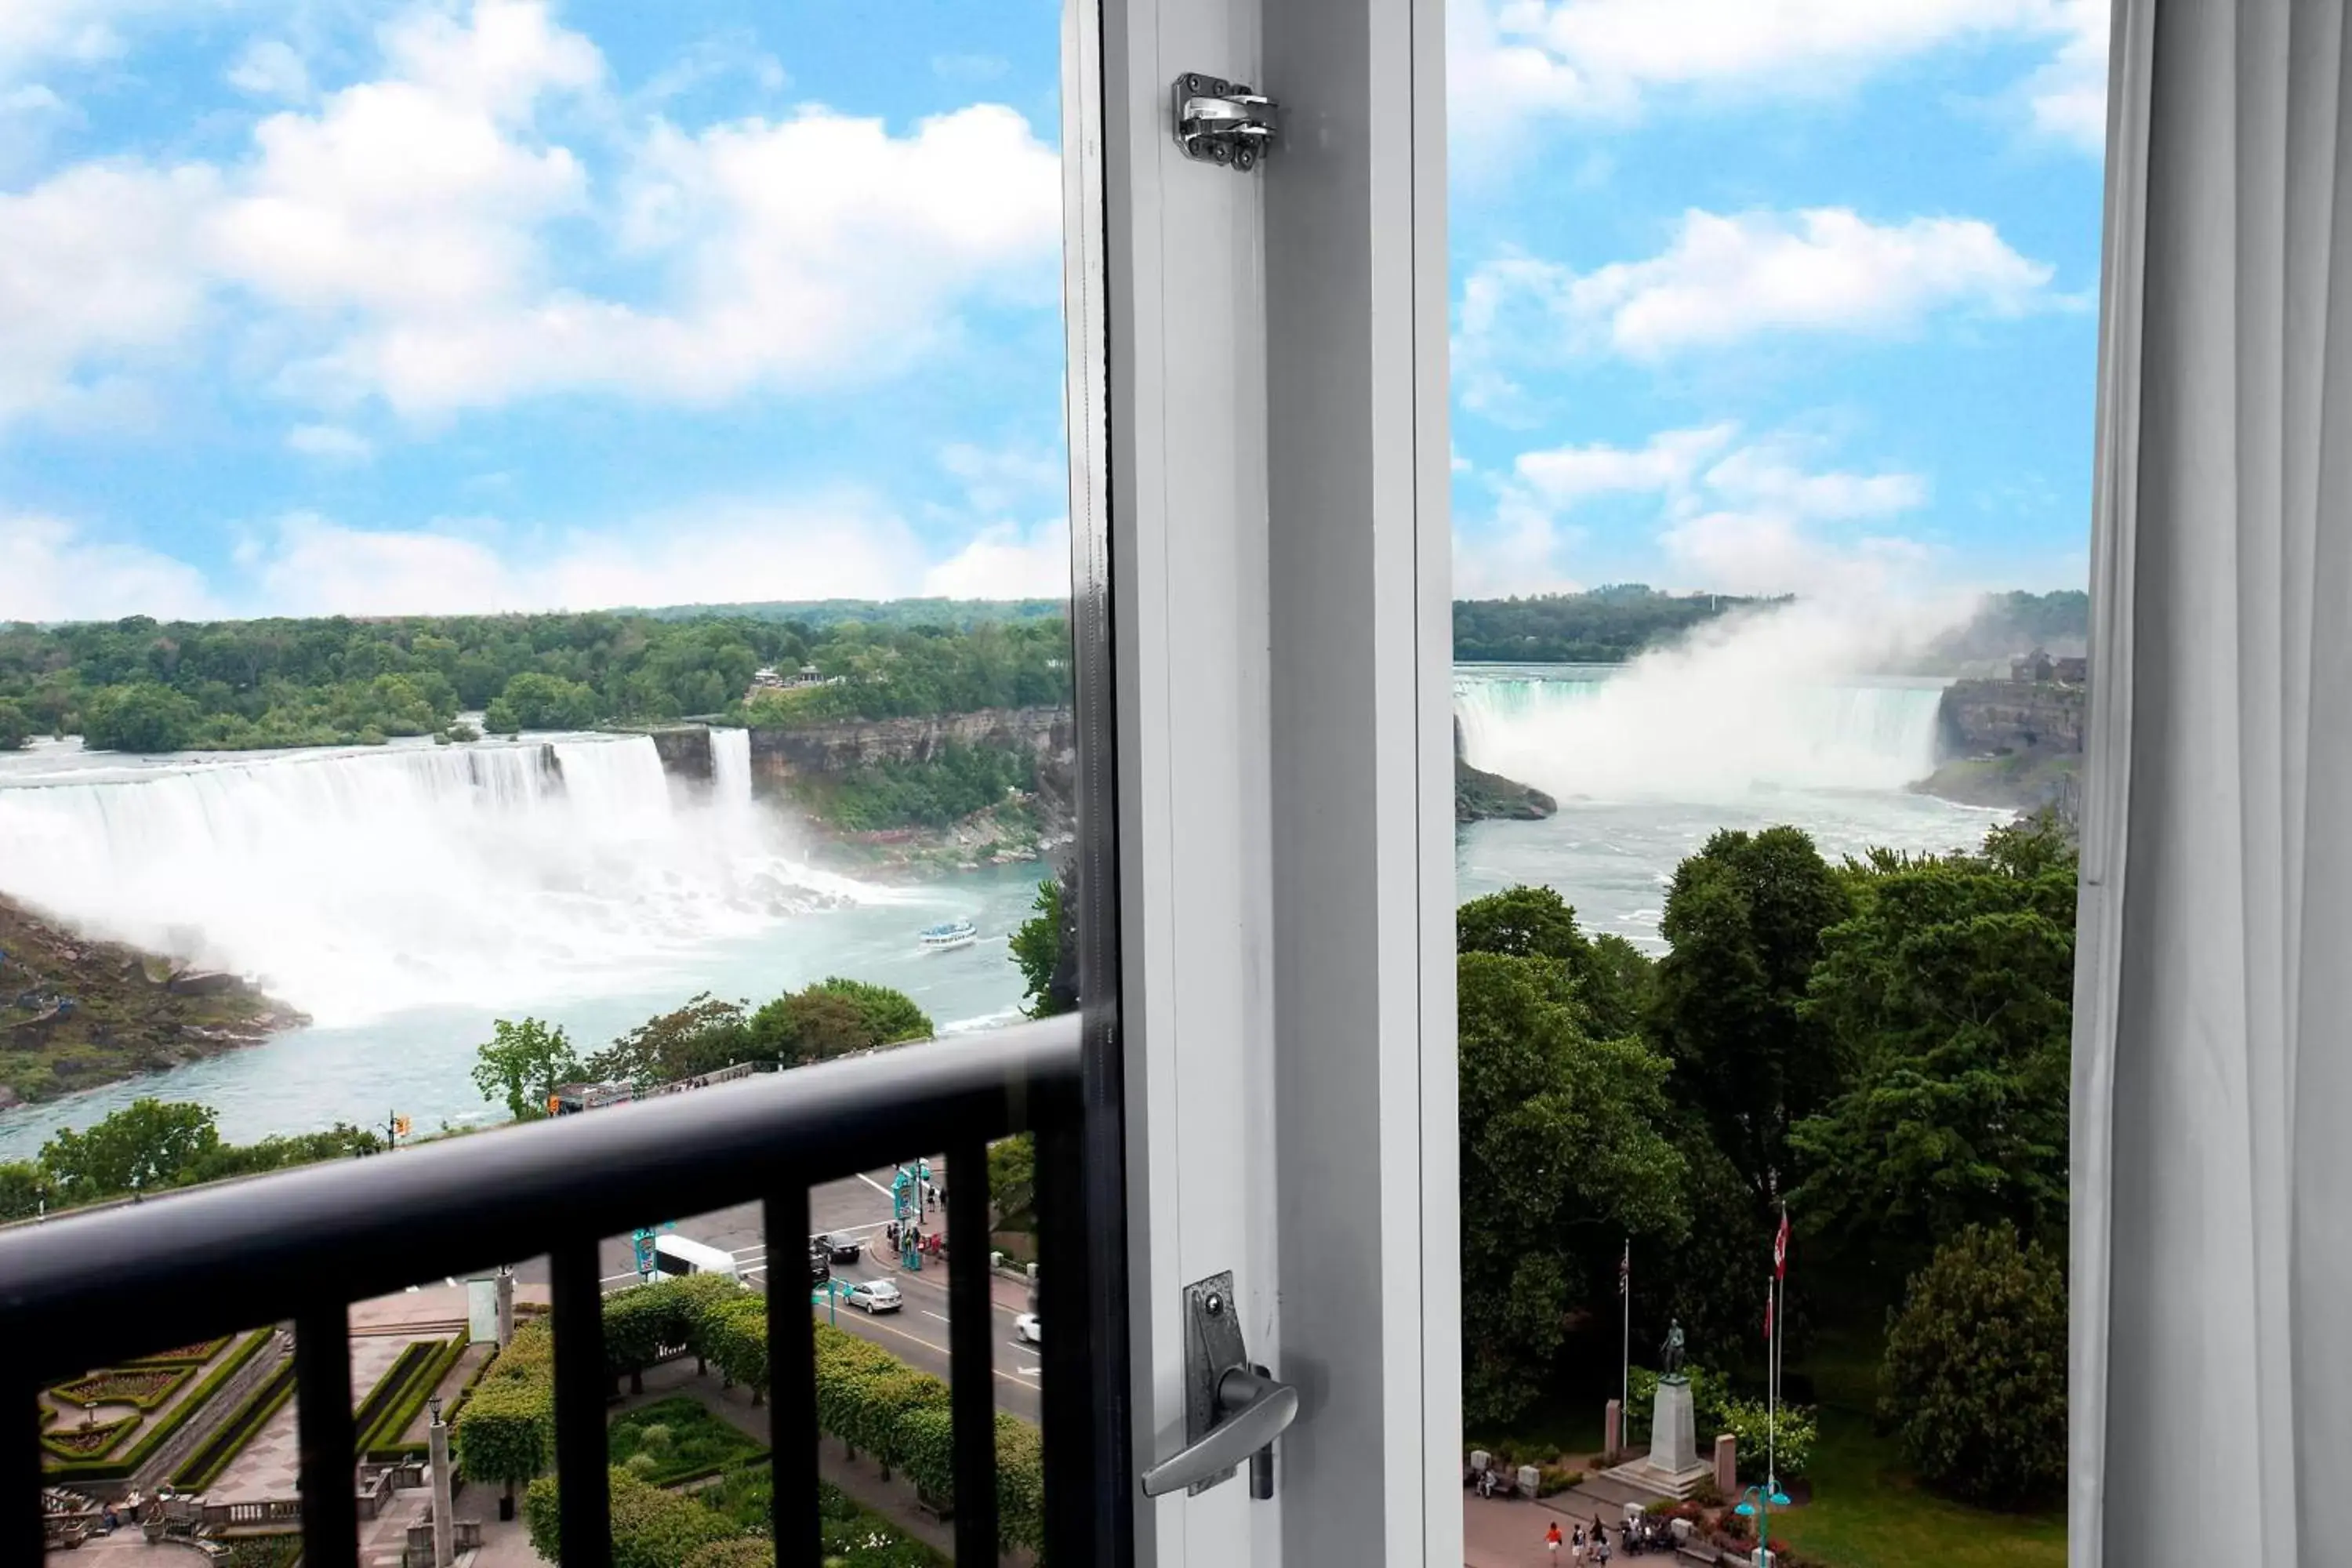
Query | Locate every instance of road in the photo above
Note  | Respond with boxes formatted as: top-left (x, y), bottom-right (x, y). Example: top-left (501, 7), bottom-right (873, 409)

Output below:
top-left (503, 1157), bottom-right (1044, 1425)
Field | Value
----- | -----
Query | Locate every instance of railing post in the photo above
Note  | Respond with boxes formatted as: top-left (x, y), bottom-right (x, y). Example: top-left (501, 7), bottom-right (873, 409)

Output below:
top-left (947, 1136), bottom-right (1000, 1562)
top-left (12, 1383), bottom-right (42, 1565)
top-left (551, 1240), bottom-right (613, 1567)
top-left (295, 1309), bottom-right (358, 1568)
top-left (765, 1185), bottom-right (821, 1562)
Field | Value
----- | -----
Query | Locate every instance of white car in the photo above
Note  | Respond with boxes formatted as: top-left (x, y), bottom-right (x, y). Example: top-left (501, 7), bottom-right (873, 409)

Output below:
top-left (847, 1279), bottom-right (903, 1314)
top-left (1014, 1312), bottom-right (1042, 1345)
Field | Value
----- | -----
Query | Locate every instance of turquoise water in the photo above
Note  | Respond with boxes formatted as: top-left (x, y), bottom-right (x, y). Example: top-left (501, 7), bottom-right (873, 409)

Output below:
top-left (0, 664), bottom-right (2006, 1158)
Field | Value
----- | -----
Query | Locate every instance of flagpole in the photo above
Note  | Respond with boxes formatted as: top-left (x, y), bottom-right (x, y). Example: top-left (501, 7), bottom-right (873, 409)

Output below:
top-left (1621, 1237), bottom-right (1630, 1448)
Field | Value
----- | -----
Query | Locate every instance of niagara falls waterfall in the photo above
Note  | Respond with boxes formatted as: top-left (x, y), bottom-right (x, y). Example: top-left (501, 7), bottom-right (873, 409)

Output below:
top-left (0, 735), bottom-right (869, 1026)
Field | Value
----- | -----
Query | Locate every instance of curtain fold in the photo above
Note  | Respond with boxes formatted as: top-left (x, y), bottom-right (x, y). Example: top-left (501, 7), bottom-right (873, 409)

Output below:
top-left (2077, 3), bottom-right (2352, 1564)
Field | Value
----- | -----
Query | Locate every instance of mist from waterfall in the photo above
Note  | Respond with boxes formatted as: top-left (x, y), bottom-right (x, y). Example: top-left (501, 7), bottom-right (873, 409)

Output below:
top-left (1455, 601), bottom-right (1956, 800)
top-left (0, 733), bottom-right (878, 1027)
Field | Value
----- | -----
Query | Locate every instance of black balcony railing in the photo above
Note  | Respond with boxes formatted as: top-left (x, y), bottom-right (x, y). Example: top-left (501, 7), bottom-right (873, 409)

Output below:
top-left (0, 1013), bottom-right (1110, 1567)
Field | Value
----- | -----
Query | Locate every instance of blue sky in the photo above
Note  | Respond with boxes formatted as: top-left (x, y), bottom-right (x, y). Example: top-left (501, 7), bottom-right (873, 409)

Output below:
top-left (0, 0), bottom-right (2103, 621)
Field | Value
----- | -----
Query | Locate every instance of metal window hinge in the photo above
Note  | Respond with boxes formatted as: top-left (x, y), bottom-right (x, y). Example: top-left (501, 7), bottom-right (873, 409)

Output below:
top-left (1174, 75), bottom-right (1279, 171)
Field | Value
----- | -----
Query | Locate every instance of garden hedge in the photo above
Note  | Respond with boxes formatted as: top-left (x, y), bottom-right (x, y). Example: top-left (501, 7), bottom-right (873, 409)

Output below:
top-left (52, 1363), bottom-right (195, 1411)
top-left (173, 1360), bottom-right (296, 1490)
top-left (357, 1335), bottom-right (464, 1458)
top-left (524, 1467), bottom-right (735, 1568)
top-left (45, 1327), bottom-right (275, 1483)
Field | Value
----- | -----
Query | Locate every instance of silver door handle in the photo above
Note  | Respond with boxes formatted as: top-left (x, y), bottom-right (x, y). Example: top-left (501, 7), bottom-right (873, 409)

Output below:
top-left (1140, 1364), bottom-right (1299, 1497)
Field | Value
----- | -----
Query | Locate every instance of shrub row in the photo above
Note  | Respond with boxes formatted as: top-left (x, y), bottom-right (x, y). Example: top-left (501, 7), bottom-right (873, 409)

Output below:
top-left (172, 1360), bottom-right (296, 1491)
top-left (453, 1321), bottom-right (557, 1503)
top-left (127, 1338), bottom-right (233, 1367)
top-left (357, 1336), bottom-right (464, 1459)
top-left (40, 1414), bottom-right (140, 1462)
top-left (45, 1328), bottom-right (275, 1483)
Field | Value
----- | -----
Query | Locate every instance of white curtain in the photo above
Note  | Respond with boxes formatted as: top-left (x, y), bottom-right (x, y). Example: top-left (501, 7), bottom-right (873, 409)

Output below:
top-left (2075, 2), bottom-right (2352, 1565)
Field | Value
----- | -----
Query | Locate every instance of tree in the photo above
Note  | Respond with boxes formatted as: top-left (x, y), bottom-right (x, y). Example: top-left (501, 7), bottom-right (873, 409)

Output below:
top-left (527, 1467), bottom-right (732, 1568)
top-left (986, 1134), bottom-right (1036, 1232)
top-left (805, 978), bottom-right (932, 1046)
top-left (1457, 884), bottom-right (1650, 1042)
top-left (1646, 826), bottom-right (1849, 1218)
top-left (1009, 869), bottom-right (1076, 1018)
top-left (0, 697), bottom-right (29, 750)
top-left (746, 988), bottom-right (869, 1066)
top-left (586, 994), bottom-right (750, 1089)
top-left (493, 671), bottom-right (601, 731)
top-left (1457, 950), bottom-right (1687, 1427)
top-left (80, 683), bottom-right (201, 752)
top-left (1788, 822), bottom-right (2076, 1282)
top-left (1880, 1223), bottom-right (2067, 1506)
top-left (39, 1098), bottom-right (221, 1198)
top-left (471, 1018), bottom-right (583, 1120)
top-left (456, 1369), bottom-right (554, 1514)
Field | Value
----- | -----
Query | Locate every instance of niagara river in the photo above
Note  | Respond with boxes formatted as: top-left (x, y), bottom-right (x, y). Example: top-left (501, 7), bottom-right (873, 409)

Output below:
top-left (0, 666), bottom-right (2006, 1158)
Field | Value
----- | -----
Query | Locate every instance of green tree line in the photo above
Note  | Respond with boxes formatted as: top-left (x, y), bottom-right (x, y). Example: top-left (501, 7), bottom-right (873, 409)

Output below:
top-left (0, 611), bottom-right (1073, 753)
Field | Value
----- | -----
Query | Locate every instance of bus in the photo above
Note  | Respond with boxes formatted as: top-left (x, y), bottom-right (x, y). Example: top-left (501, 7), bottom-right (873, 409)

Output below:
top-left (652, 1232), bottom-right (740, 1282)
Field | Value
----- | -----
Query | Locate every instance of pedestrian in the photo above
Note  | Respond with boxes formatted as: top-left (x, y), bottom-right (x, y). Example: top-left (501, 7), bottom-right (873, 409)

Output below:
top-left (1572, 1523), bottom-right (1586, 1565)
top-left (1545, 1522), bottom-right (1562, 1560)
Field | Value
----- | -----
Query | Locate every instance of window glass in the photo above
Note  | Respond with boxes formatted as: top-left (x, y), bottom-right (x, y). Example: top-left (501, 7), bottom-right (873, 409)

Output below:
top-left (1448, 6), bottom-right (2097, 1559)
top-left (2, 3), bottom-right (1073, 1555)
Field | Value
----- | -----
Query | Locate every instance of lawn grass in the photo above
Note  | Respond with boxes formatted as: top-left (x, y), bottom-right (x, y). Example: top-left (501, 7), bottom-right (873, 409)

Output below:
top-left (607, 1395), bottom-right (765, 1486)
top-left (1769, 1328), bottom-right (2065, 1568)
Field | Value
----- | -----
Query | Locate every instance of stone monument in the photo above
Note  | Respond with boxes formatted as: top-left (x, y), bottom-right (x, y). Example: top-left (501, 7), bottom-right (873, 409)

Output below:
top-left (1604, 1319), bottom-right (1714, 1500)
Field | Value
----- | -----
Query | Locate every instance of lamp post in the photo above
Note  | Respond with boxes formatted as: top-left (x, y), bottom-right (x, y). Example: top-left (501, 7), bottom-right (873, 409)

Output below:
top-left (1733, 1480), bottom-right (1791, 1567)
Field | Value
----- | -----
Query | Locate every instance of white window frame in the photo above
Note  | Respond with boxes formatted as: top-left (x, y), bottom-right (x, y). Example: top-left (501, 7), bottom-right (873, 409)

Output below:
top-left (1062, 0), bottom-right (1460, 1558)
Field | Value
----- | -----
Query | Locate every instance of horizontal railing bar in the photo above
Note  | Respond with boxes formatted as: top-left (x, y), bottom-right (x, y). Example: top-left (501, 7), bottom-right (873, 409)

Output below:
top-left (0, 1014), bottom-right (1077, 1385)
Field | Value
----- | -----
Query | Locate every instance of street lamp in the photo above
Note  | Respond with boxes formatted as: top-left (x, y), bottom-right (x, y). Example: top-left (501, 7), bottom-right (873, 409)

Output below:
top-left (1733, 1480), bottom-right (1791, 1568)
top-left (427, 1396), bottom-right (443, 1427)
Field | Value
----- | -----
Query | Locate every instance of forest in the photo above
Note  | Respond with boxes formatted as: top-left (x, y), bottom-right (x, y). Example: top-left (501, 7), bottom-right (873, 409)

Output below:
top-left (1453, 585), bottom-right (1769, 662)
top-left (0, 611), bottom-right (1073, 753)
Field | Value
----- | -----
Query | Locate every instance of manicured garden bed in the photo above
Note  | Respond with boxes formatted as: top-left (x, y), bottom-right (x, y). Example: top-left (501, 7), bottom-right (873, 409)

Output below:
top-left (607, 1395), bottom-right (767, 1486)
top-left (128, 1338), bottom-right (232, 1367)
top-left (52, 1364), bottom-right (194, 1410)
top-left (40, 1415), bottom-right (139, 1461)
top-left (45, 1327), bottom-right (275, 1483)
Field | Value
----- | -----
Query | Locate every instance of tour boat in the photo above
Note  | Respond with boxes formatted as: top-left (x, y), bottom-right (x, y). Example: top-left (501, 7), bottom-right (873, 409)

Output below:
top-left (919, 919), bottom-right (979, 953)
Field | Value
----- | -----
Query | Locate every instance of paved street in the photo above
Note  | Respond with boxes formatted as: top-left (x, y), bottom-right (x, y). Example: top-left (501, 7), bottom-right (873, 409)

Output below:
top-left (490, 1157), bottom-right (1044, 1425)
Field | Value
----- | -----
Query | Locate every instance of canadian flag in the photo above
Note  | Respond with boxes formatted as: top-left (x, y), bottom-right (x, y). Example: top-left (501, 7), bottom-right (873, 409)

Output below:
top-left (1773, 1207), bottom-right (1791, 1280)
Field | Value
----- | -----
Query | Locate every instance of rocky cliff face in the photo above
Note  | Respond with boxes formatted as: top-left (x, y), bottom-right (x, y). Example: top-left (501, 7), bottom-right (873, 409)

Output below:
top-left (1919, 680), bottom-right (2085, 817)
top-left (0, 896), bottom-right (304, 1105)
top-left (747, 706), bottom-right (1074, 784)
top-left (1454, 717), bottom-right (1557, 822)
top-left (645, 725), bottom-right (714, 782)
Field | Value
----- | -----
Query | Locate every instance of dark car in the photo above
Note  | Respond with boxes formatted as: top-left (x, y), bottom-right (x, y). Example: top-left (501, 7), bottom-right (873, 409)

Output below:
top-left (808, 1240), bottom-right (831, 1285)
top-left (819, 1232), bottom-right (865, 1264)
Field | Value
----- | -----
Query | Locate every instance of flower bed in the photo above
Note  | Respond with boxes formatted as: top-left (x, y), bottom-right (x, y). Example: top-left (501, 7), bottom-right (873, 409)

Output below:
top-left (40, 1415), bottom-right (140, 1461)
top-left (127, 1338), bottom-right (233, 1367)
top-left (45, 1327), bottom-right (275, 1483)
top-left (355, 1337), bottom-right (463, 1460)
top-left (53, 1364), bottom-right (194, 1410)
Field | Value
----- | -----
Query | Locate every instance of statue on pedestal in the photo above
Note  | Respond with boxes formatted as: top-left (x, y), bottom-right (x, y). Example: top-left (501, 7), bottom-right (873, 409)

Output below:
top-left (1659, 1320), bottom-right (1687, 1383)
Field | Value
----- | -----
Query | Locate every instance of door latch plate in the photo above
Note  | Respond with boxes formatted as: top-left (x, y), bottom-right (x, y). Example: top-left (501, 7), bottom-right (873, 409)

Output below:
top-left (1174, 75), bottom-right (1278, 171)
top-left (1179, 1270), bottom-right (1249, 1494)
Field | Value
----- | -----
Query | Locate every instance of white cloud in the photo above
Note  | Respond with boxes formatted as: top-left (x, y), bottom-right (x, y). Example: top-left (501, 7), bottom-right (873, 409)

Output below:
top-left (285, 423), bottom-right (373, 461)
top-left (1515, 423), bottom-right (1734, 506)
top-left (2021, 0), bottom-right (2107, 154)
top-left (1460, 424), bottom-right (1933, 597)
top-left (920, 519), bottom-right (1069, 599)
top-left (0, 0), bottom-right (191, 82)
top-left (226, 38), bottom-right (312, 101)
top-left (0, 161), bottom-right (221, 428)
top-left (1462, 208), bottom-right (2054, 374)
top-left (1450, 0), bottom-right (2103, 158)
top-left (939, 443), bottom-right (1065, 514)
top-left (2, 0), bottom-right (1064, 430)
top-left (0, 512), bottom-right (220, 621)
